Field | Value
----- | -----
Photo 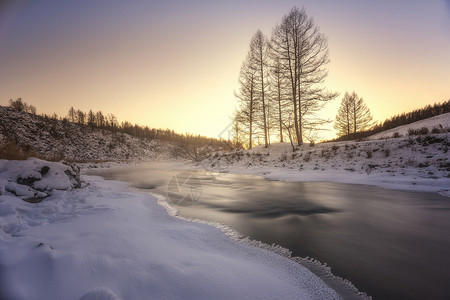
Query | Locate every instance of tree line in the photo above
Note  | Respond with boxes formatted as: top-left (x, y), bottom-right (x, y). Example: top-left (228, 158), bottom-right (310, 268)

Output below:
top-left (333, 99), bottom-right (450, 141)
top-left (232, 7), bottom-right (338, 149)
top-left (5, 98), bottom-right (232, 155)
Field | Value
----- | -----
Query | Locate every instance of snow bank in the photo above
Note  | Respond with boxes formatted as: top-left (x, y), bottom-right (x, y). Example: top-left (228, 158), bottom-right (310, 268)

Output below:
top-left (0, 158), bottom-right (81, 201)
top-left (0, 161), bottom-right (340, 300)
top-left (197, 131), bottom-right (450, 197)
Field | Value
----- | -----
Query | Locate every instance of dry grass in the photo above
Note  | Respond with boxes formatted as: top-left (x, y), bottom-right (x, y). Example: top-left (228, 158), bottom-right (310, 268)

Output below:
top-left (0, 142), bottom-right (43, 160)
top-left (0, 142), bottom-right (123, 164)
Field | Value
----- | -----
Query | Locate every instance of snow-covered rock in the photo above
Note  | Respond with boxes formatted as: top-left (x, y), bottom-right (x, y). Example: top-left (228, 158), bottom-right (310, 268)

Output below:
top-left (0, 158), bottom-right (82, 201)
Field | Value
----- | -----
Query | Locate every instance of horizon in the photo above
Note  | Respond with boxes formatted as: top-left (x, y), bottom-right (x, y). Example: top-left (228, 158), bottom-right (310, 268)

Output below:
top-left (1, 0), bottom-right (449, 140)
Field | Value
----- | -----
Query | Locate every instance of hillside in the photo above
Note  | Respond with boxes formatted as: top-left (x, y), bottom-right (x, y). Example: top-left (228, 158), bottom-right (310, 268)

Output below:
top-left (196, 114), bottom-right (450, 196)
top-left (367, 112), bottom-right (450, 140)
top-left (0, 106), bottom-right (172, 161)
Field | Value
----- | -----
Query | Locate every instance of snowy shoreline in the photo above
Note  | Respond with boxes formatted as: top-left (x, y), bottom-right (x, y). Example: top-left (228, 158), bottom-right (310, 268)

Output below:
top-left (0, 158), bottom-right (357, 299)
top-left (193, 134), bottom-right (450, 198)
top-left (193, 163), bottom-right (450, 198)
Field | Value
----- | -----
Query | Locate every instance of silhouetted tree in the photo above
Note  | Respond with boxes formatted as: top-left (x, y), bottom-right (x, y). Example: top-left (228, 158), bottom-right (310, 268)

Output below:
top-left (334, 92), bottom-right (374, 137)
top-left (350, 92), bottom-right (374, 133)
top-left (9, 98), bottom-right (26, 111)
top-left (87, 110), bottom-right (96, 127)
top-left (271, 7), bottom-right (337, 145)
top-left (250, 29), bottom-right (271, 148)
top-left (231, 110), bottom-right (245, 148)
top-left (268, 56), bottom-right (290, 143)
top-left (334, 92), bottom-right (353, 136)
top-left (9, 98), bottom-right (37, 114)
top-left (68, 107), bottom-right (76, 122)
top-left (76, 110), bottom-right (85, 125)
top-left (234, 52), bottom-right (258, 148)
top-left (95, 111), bottom-right (105, 128)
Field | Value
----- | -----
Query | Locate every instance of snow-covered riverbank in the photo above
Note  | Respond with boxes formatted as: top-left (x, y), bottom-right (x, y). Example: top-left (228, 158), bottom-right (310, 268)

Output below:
top-left (195, 114), bottom-right (450, 197)
top-left (196, 136), bottom-right (450, 197)
top-left (0, 158), bottom-right (345, 300)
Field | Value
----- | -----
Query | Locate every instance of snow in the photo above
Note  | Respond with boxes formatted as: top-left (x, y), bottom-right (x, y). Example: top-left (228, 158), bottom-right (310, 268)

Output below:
top-left (196, 115), bottom-right (450, 197)
top-left (0, 160), bottom-right (341, 300)
top-left (0, 158), bottom-right (81, 201)
top-left (368, 112), bottom-right (450, 140)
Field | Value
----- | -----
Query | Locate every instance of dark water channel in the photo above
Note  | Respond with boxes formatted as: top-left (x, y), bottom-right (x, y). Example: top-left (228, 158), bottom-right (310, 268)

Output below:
top-left (87, 163), bottom-right (450, 300)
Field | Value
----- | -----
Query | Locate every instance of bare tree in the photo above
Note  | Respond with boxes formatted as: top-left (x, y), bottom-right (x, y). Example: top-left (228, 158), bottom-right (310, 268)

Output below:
top-left (106, 113), bottom-right (118, 131)
top-left (271, 7), bottom-right (337, 145)
top-left (68, 107), bottom-right (76, 122)
top-left (334, 92), bottom-right (353, 136)
top-left (231, 110), bottom-right (245, 149)
top-left (95, 111), bottom-right (105, 128)
top-left (268, 56), bottom-right (291, 143)
top-left (9, 98), bottom-right (26, 112)
top-left (234, 52), bottom-right (258, 149)
top-left (350, 92), bottom-right (374, 133)
top-left (87, 109), bottom-right (96, 127)
top-left (334, 91), bottom-right (374, 137)
top-left (249, 30), bottom-right (271, 148)
top-left (76, 110), bottom-right (85, 125)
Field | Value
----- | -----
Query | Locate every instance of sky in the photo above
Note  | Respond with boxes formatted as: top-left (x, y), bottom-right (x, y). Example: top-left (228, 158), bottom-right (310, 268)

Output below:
top-left (1, 0), bottom-right (449, 140)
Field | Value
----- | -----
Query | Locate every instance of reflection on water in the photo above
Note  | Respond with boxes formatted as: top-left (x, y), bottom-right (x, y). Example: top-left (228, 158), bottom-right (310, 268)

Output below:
top-left (87, 163), bottom-right (450, 300)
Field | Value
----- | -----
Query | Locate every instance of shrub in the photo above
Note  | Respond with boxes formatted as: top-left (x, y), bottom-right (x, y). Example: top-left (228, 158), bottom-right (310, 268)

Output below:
top-left (419, 127), bottom-right (429, 135)
top-left (431, 127), bottom-right (441, 134)
top-left (304, 152), bottom-right (312, 162)
top-left (392, 132), bottom-right (401, 138)
top-left (408, 128), bottom-right (416, 136)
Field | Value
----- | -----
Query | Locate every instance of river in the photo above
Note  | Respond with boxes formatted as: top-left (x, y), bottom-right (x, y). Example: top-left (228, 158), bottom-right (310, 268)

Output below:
top-left (87, 162), bottom-right (450, 300)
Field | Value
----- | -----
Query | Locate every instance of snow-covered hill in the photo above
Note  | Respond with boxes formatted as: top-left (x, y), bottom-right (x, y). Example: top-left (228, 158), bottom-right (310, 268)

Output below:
top-left (197, 114), bottom-right (450, 196)
top-left (368, 112), bottom-right (450, 140)
top-left (0, 106), bottom-right (173, 161)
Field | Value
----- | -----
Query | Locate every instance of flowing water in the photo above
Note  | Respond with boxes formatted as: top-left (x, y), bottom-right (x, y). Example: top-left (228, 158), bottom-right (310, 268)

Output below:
top-left (87, 163), bottom-right (450, 300)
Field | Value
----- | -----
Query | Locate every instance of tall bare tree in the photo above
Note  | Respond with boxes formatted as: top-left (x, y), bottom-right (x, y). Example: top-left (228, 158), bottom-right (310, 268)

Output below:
top-left (249, 30), bottom-right (271, 148)
top-left (271, 7), bottom-right (337, 145)
top-left (234, 52), bottom-right (258, 149)
top-left (269, 56), bottom-right (290, 143)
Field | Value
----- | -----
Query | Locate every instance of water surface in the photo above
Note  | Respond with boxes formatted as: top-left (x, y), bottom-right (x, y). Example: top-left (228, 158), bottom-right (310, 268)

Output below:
top-left (88, 163), bottom-right (450, 300)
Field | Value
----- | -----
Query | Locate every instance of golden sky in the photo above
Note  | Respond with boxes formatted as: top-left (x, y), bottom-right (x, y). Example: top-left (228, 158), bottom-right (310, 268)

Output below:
top-left (1, 0), bottom-right (449, 140)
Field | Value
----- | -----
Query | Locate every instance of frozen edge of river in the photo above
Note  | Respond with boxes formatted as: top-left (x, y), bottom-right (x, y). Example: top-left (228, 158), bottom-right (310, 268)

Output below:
top-left (152, 191), bottom-right (371, 300)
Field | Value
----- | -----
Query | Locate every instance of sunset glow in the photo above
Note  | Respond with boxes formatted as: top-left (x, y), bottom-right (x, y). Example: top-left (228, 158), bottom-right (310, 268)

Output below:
top-left (1, 0), bottom-right (449, 139)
